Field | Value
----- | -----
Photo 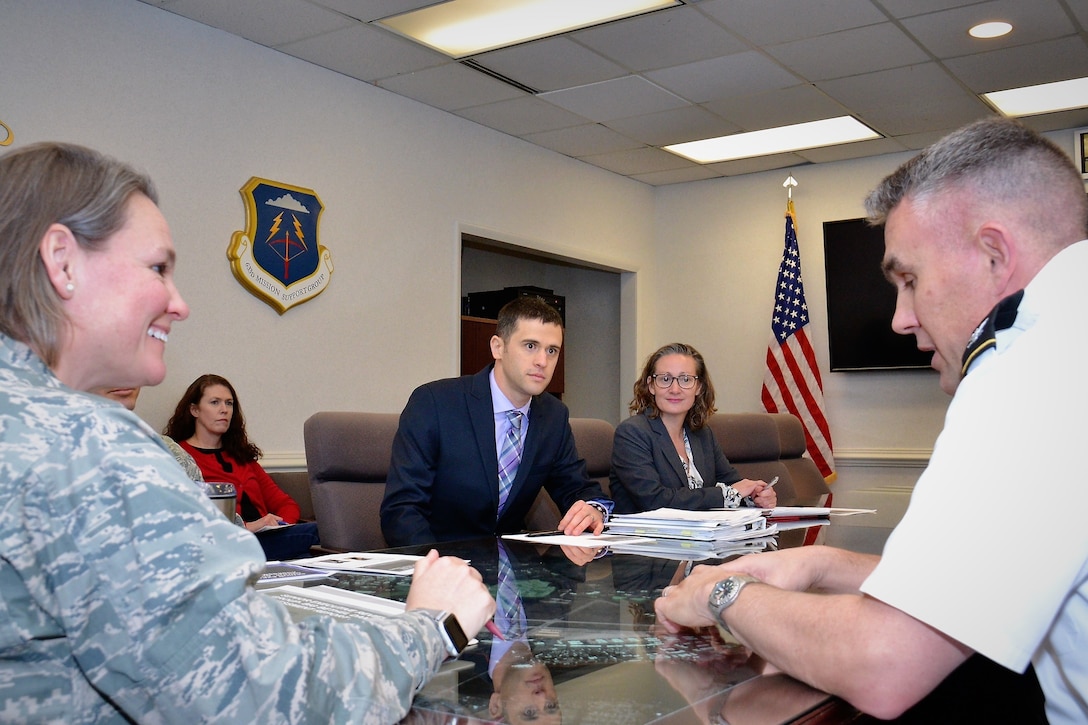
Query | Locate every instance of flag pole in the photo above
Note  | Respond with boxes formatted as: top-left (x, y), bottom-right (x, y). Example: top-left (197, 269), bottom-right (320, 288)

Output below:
top-left (783, 174), bottom-right (798, 219)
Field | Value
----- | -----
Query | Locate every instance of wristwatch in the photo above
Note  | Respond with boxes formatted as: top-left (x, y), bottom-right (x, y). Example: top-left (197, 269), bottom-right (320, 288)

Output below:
top-left (416, 609), bottom-right (470, 658)
top-left (707, 575), bottom-right (760, 633)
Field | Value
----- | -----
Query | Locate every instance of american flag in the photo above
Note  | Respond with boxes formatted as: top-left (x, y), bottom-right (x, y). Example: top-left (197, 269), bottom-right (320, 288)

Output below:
top-left (761, 200), bottom-right (836, 482)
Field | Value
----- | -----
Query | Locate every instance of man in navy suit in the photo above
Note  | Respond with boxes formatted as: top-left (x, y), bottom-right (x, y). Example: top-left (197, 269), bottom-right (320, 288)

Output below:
top-left (381, 296), bottom-right (611, 546)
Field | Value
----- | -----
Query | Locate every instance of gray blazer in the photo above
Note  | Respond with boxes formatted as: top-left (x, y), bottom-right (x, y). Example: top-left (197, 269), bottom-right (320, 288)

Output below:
top-left (609, 411), bottom-right (742, 514)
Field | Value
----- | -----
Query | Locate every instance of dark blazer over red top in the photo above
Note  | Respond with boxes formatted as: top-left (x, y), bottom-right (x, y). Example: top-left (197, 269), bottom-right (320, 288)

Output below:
top-left (609, 411), bottom-right (743, 515)
top-left (380, 365), bottom-right (608, 546)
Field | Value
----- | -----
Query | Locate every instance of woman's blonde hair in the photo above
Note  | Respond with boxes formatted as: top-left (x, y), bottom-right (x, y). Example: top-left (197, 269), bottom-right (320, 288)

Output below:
top-left (0, 142), bottom-right (156, 366)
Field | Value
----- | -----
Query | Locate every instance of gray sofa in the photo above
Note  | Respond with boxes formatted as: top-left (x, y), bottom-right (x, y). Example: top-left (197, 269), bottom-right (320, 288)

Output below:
top-left (299, 411), bottom-right (830, 551)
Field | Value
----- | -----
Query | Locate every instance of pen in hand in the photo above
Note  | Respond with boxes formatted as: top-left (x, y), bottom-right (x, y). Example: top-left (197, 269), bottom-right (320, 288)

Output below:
top-left (743, 476), bottom-right (779, 508)
top-left (485, 621), bottom-right (506, 641)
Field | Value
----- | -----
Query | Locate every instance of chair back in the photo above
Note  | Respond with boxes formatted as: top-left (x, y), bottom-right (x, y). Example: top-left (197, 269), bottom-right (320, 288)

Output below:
top-left (524, 417), bottom-right (615, 531)
top-left (304, 411), bottom-right (399, 551)
top-left (706, 412), bottom-right (795, 506)
top-left (769, 413), bottom-right (831, 506)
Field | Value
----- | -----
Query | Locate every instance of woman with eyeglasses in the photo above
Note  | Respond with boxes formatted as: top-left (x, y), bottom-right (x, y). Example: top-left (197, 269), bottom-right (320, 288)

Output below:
top-left (609, 342), bottom-right (776, 514)
top-left (164, 373), bottom-right (320, 559)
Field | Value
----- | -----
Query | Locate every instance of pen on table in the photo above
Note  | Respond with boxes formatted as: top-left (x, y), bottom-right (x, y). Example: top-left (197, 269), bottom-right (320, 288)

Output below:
top-left (522, 530), bottom-right (563, 537)
top-left (485, 621), bottom-right (506, 640)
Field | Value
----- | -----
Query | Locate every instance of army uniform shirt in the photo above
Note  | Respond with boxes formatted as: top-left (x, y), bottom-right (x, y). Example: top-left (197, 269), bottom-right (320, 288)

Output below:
top-left (0, 334), bottom-right (446, 724)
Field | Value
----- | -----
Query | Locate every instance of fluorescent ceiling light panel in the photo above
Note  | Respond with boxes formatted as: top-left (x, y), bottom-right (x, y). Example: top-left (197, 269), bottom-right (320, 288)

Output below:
top-left (664, 117), bottom-right (881, 164)
top-left (377, 0), bottom-right (679, 58)
top-left (983, 76), bottom-right (1088, 117)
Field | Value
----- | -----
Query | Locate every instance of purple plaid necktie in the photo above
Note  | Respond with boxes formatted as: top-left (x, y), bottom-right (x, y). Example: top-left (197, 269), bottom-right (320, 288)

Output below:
top-left (495, 542), bottom-right (526, 637)
top-left (497, 410), bottom-right (523, 518)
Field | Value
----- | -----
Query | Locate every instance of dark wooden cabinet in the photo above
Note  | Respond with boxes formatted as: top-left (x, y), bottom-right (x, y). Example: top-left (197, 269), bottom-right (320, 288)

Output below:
top-left (460, 315), bottom-right (564, 395)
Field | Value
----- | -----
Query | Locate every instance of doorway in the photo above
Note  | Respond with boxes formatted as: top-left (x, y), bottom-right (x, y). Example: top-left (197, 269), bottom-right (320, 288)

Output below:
top-left (461, 233), bottom-right (623, 424)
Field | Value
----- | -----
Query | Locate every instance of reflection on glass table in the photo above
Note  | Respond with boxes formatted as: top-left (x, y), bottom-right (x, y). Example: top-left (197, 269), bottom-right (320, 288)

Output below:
top-left (315, 520), bottom-right (874, 724)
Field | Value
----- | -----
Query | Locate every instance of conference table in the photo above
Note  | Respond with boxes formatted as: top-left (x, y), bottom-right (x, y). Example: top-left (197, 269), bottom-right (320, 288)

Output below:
top-left (307, 520), bottom-right (888, 725)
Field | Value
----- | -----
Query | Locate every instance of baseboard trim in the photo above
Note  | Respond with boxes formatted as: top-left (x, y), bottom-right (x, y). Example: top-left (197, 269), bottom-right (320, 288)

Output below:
top-left (834, 448), bottom-right (930, 468)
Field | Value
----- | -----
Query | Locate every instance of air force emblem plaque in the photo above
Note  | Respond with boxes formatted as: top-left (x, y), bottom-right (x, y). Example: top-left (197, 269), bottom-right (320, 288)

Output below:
top-left (228, 177), bottom-right (333, 314)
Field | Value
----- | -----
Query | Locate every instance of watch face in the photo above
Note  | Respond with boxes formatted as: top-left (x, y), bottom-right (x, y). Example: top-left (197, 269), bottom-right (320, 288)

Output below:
top-left (443, 613), bottom-right (469, 655)
top-left (709, 579), bottom-right (731, 608)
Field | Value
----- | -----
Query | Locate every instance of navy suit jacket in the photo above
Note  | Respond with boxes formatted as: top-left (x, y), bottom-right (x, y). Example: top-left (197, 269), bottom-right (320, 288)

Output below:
top-left (609, 411), bottom-right (743, 514)
top-left (381, 366), bottom-right (607, 546)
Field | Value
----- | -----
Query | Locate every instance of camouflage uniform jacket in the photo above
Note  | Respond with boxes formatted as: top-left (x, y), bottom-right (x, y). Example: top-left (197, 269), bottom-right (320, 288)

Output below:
top-left (0, 334), bottom-right (446, 724)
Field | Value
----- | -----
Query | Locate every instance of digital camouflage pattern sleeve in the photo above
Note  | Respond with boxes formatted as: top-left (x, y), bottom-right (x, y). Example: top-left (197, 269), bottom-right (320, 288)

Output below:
top-left (0, 334), bottom-right (447, 724)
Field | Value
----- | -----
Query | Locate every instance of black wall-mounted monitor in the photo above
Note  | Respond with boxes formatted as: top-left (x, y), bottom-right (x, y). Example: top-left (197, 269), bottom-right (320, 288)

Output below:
top-left (822, 218), bottom-right (933, 372)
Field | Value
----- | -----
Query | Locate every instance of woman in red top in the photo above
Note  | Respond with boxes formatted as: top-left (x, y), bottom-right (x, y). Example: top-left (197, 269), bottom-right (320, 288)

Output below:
top-left (164, 374), bottom-right (319, 559)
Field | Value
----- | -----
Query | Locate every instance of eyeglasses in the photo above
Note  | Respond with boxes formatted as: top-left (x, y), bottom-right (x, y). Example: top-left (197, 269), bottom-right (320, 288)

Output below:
top-left (650, 373), bottom-right (699, 389)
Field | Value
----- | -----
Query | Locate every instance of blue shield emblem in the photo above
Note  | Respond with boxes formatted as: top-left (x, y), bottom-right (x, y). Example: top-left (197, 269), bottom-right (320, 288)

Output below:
top-left (228, 177), bottom-right (333, 314)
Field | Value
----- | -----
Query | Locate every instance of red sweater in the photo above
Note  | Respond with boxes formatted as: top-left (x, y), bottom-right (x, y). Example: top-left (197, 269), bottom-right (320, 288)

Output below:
top-left (177, 441), bottom-right (300, 523)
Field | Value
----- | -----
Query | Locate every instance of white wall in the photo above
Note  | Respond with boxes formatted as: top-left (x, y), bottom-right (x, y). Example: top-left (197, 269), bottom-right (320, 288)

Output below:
top-left (4, 0), bottom-right (1082, 519)
top-left (2, 0), bottom-right (655, 463)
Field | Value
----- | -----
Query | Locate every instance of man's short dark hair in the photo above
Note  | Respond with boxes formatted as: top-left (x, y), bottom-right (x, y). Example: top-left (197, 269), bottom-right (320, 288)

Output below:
top-left (495, 296), bottom-right (563, 342)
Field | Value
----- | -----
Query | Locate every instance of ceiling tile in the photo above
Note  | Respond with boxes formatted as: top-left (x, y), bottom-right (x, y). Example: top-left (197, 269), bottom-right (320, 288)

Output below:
top-left (706, 84), bottom-right (851, 130)
top-left (455, 96), bottom-right (590, 136)
top-left (900, 0), bottom-right (1077, 60)
top-left (878, 0), bottom-right (981, 18)
top-left (580, 146), bottom-right (695, 175)
top-left (538, 75), bottom-right (689, 122)
top-left (571, 5), bottom-right (747, 71)
top-left (943, 36), bottom-right (1088, 93)
top-left (161, 0), bottom-right (353, 46)
top-left (818, 63), bottom-right (993, 135)
top-left (697, 0), bottom-right (887, 46)
top-left (1016, 108), bottom-right (1088, 135)
top-left (794, 136), bottom-right (910, 164)
top-left (604, 106), bottom-right (740, 145)
top-left (706, 152), bottom-right (809, 176)
top-left (1069, 0), bottom-right (1088, 31)
top-left (522, 124), bottom-right (644, 157)
top-left (279, 22), bottom-right (447, 81)
top-left (891, 128), bottom-right (961, 151)
top-left (766, 23), bottom-right (930, 82)
top-left (311, 0), bottom-right (439, 23)
top-left (469, 37), bottom-right (626, 92)
top-left (646, 50), bottom-right (801, 103)
top-left (377, 62), bottom-right (524, 110)
top-left (632, 165), bottom-right (723, 185)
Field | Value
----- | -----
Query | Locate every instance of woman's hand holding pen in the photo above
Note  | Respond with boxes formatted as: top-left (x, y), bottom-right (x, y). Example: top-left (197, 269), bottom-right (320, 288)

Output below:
top-left (733, 476), bottom-right (778, 509)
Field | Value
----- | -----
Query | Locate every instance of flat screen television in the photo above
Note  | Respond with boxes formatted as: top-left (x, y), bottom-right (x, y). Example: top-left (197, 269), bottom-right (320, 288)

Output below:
top-left (822, 218), bottom-right (933, 372)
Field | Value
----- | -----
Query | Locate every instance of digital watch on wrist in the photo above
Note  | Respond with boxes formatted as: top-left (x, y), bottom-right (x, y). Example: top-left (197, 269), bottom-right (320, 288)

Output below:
top-left (416, 609), bottom-right (469, 658)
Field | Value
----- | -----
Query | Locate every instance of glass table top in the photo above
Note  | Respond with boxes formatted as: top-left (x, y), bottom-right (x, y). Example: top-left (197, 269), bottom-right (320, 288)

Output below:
top-left (312, 520), bottom-right (891, 724)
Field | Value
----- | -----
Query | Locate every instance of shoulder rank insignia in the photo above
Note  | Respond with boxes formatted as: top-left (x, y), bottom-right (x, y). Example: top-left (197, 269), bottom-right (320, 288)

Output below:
top-left (960, 289), bottom-right (1024, 376)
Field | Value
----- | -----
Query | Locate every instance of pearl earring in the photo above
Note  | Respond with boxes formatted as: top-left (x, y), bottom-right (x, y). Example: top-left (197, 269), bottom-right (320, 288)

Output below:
top-left (65, 282), bottom-right (75, 293)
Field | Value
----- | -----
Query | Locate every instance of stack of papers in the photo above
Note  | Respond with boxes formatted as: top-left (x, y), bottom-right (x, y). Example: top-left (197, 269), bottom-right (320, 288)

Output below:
top-left (501, 531), bottom-right (653, 547)
top-left (263, 584), bottom-right (407, 624)
top-left (302, 551), bottom-right (424, 576)
top-left (763, 506), bottom-right (876, 520)
top-left (608, 536), bottom-right (772, 561)
top-left (257, 561), bottom-right (333, 585)
top-left (607, 508), bottom-right (775, 544)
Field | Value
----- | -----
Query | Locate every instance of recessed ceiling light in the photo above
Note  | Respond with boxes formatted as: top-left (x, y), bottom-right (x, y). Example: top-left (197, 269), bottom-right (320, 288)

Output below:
top-left (983, 76), bottom-right (1088, 117)
top-left (376, 0), bottom-right (680, 58)
top-left (969, 21), bottom-right (1012, 39)
top-left (663, 117), bottom-right (881, 164)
